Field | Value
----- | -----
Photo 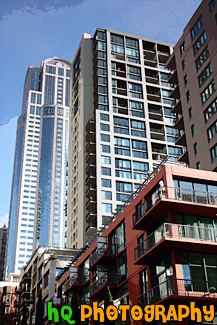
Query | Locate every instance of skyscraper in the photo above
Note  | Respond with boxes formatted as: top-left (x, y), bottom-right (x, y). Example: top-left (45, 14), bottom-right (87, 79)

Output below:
top-left (66, 30), bottom-right (183, 249)
top-left (166, 0), bottom-right (217, 171)
top-left (7, 57), bottom-right (70, 274)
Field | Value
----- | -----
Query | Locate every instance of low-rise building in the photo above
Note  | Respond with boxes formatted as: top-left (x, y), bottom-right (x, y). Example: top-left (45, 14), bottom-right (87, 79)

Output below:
top-left (14, 246), bottom-right (77, 324)
top-left (56, 163), bottom-right (217, 324)
top-left (0, 273), bottom-right (19, 323)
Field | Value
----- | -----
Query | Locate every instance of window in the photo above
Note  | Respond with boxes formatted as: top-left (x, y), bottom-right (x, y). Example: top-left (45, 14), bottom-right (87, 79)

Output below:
top-left (191, 125), bottom-right (195, 136)
top-left (115, 159), bottom-right (131, 170)
top-left (101, 167), bottom-right (111, 176)
top-left (132, 139), bottom-right (148, 158)
top-left (58, 68), bottom-right (64, 76)
top-left (46, 65), bottom-right (56, 74)
top-left (193, 31), bottom-right (207, 55)
top-left (196, 162), bottom-right (201, 169)
top-left (133, 161), bottom-right (149, 172)
top-left (201, 80), bottom-right (216, 105)
top-left (195, 46), bottom-right (209, 71)
top-left (109, 220), bottom-right (126, 253)
top-left (100, 113), bottom-right (109, 121)
top-left (101, 144), bottom-right (110, 153)
top-left (114, 137), bottom-right (130, 148)
top-left (209, 0), bottom-right (216, 11)
top-left (116, 181), bottom-right (132, 193)
top-left (181, 252), bottom-right (217, 292)
top-left (186, 91), bottom-right (190, 103)
top-left (101, 191), bottom-right (112, 200)
top-left (101, 156), bottom-right (111, 164)
top-left (194, 143), bottom-right (198, 155)
top-left (131, 120), bottom-right (145, 130)
top-left (184, 75), bottom-right (188, 86)
top-left (101, 179), bottom-right (111, 188)
top-left (191, 15), bottom-right (204, 40)
top-left (111, 44), bottom-right (124, 54)
top-left (110, 33), bottom-right (124, 45)
top-left (131, 120), bottom-right (146, 137)
top-left (198, 63), bottom-right (213, 88)
top-left (180, 42), bottom-right (186, 55)
top-left (207, 121), bottom-right (217, 142)
top-left (204, 97), bottom-right (217, 123)
top-left (210, 143), bottom-right (217, 162)
top-left (100, 123), bottom-right (110, 132)
top-left (189, 107), bottom-right (192, 119)
top-left (126, 37), bottom-right (139, 48)
top-left (182, 60), bottom-right (185, 70)
top-left (114, 117), bottom-right (129, 127)
top-left (102, 203), bottom-right (112, 213)
top-left (100, 134), bottom-right (110, 142)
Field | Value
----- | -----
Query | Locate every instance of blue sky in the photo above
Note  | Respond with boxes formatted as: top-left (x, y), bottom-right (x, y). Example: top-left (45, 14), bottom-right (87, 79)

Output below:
top-left (0, 0), bottom-right (201, 227)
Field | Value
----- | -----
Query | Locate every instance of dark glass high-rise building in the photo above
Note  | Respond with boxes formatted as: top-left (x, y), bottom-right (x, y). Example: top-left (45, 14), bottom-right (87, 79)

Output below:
top-left (7, 57), bottom-right (70, 274)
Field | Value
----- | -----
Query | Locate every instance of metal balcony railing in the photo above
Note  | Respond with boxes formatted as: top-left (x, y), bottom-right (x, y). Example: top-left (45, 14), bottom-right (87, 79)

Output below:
top-left (135, 223), bottom-right (217, 261)
top-left (132, 186), bottom-right (217, 226)
top-left (137, 278), bottom-right (217, 306)
top-left (63, 274), bottom-right (78, 293)
top-left (90, 243), bottom-right (117, 267)
top-left (90, 273), bottom-right (118, 296)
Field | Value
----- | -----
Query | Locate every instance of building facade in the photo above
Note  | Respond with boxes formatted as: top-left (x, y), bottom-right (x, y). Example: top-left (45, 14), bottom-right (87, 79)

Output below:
top-left (67, 29), bottom-right (183, 249)
top-left (0, 225), bottom-right (7, 280)
top-left (0, 273), bottom-right (19, 323)
top-left (58, 163), bottom-right (217, 324)
top-left (166, 0), bottom-right (217, 171)
top-left (7, 57), bottom-right (70, 275)
top-left (13, 246), bottom-right (77, 324)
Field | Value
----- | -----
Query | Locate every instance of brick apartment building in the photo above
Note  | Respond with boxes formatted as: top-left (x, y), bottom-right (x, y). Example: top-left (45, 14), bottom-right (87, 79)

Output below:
top-left (56, 163), bottom-right (217, 324)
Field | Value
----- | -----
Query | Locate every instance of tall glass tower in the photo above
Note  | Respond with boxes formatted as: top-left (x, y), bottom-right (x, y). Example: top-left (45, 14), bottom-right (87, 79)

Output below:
top-left (7, 57), bottom-right (70, 274)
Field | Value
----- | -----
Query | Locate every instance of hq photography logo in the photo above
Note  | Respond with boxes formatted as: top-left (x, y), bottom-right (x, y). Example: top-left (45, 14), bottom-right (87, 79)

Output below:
top-left (47, 301), bottom-right (215, 323)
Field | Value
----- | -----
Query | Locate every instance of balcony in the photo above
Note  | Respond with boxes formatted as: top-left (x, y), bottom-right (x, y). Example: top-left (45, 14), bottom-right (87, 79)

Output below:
top-left (174, 115), bottom-right (184, 130)
top-left (144, 57), bottom-right (157, 68)
top-left (89, 243), bottom-right (117, 269)
top-left (150, 126), bottom-right (165, 140)
top-left (137, 278), bottom-right (217, 307)
top-left (171, 99), bottom-right (182, 114)
top-left (134, 223), bottom-right (217, 265)
top-left (90, 273), bottom-right (118, 299)
top-left (170, 84), bottom-right (180, 99)
top-left (175, 132), bottom-right (186, 146)
top-left (21, 290), bottom-right (30, 300)
top-left (85, 210), bottom-right (97, 223)
top-left (63, 274), bottom-right (79, 293)
top-left (85, 185), bottom-right (97, 197)
top-left (132, 186), bottom-right (217, 231)
top-left (85, 174), bottom-right (96, 186)
top-left (85, 197), bottom-right (97, 209)
top-left (86, 119), bottom-right (95, 133)
top-left (178, 149), bottom-right (189, 164)
top-left (22, 271), bottom-right (31, 283)
top-left (86, 221), bottom-right (97, 235)
top-left (25, 294), bottom-right (35, 305)
top-left (85, 151), bottom-right (96, 163)
top-left (85, 141), bottom-right (96, 152)
top-left (168, 70), bottom-right (178, 84)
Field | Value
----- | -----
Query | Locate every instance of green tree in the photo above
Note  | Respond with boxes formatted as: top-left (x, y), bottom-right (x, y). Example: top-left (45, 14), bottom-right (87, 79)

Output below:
top-left (35, 291), bottom-right (44, 325)
top-left (104, 286), bottom-right (114, 324)
top-left (70, 290), bottom-right (80, 324)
